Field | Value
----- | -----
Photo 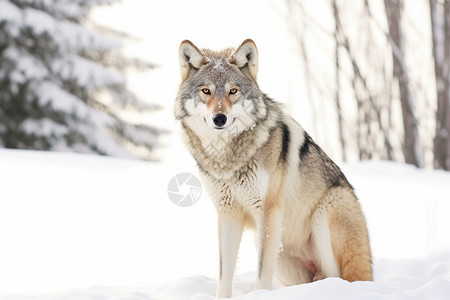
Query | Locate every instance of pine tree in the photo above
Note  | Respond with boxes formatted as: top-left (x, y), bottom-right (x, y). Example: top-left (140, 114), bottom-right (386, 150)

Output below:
top-left (0, 0), bottom-right (162, 159)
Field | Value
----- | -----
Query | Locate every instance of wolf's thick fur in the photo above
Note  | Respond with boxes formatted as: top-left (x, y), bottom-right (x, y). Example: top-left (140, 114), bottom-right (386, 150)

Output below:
top-left (175, 39), bottom-right (372, 298)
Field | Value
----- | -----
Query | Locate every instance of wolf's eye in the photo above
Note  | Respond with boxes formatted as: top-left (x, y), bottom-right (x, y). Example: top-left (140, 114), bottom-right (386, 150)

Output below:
top-left (229, 88), bottom-right (238, 95)
top-left (201, 88), bottom-right (211, 95)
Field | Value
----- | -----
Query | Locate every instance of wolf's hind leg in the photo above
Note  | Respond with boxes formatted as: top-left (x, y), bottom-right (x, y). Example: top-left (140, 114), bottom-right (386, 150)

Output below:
top-left (254, 206), bottom-right (283, 290)
top-left (311, 208), bottom-right (341, 281)
top-left (275, 252), bottom-right (312, 286)
top-left (328, 196), bottom-right (372, 281)
top-left (315, 188), bottom-right (372, 282)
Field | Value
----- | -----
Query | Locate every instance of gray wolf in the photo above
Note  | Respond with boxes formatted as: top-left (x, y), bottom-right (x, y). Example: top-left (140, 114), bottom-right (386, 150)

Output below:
top-left (175, 39), bottom-right (372, 298)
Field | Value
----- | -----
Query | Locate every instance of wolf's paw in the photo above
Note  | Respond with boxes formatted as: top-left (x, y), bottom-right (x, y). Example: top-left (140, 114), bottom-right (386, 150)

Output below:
top-left (253, 279), bottom-right (272, 291)
top-left (312, 273), bottom-right (326, 282)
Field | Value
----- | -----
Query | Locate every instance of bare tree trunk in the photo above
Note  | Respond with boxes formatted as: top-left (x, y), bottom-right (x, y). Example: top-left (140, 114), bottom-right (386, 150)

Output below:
top-left (332, 0), bottom-right (346, 162)
top-left (363, 0), bottom-right (395, 162)
top-left (430, 0), bottom-right (450, 170)
top-left (384, 0), bottom-right (424, 167)
top-left (285, 0), bottom-right (321, 139)
top-left (334, 0), bottom-right (395, 161)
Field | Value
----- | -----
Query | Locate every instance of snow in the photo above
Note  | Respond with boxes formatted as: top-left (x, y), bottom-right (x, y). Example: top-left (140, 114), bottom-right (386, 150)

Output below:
top-left (67, 121), bottom-right (134, 158)
top-left (21, 118), bottom-right (69, 137)
top-left (0, 0), bottom-right (21, 37)
top-left (1, 8), bottom-right (123, 89)
top-left (17, 0), bottom-right (114, 20)
top-left (35, 81), bottom-right (116, 130)
top-left (4, 47), bottom-right (49, 84)
top-left (121, 125), bottom-right (159, 148)
top-left (22, 7), bottom-right (58, 36)
top-left (0, 0), bottom-right (156, 159)
top-left (0, 0), bottom-right (119, 52)
top-left (0, 149), bottom-right (449, 299)
top-left (52, 55), bottom-right (125, 90)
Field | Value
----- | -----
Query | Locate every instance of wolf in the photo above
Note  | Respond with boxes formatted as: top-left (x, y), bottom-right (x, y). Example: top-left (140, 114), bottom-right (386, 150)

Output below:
top-left (175, 39), bottom-right (372, 298)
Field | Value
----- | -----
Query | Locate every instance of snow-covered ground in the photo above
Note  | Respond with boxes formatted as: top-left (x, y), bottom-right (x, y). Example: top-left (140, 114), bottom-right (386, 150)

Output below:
top-left (1, 149), bottom-right (449, 299)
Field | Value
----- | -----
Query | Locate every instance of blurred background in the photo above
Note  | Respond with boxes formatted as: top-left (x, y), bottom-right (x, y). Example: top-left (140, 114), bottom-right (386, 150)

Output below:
top-left (2, 1), bottom-right (450, 297)
top-left (1, 0), bottom-right (449, 171)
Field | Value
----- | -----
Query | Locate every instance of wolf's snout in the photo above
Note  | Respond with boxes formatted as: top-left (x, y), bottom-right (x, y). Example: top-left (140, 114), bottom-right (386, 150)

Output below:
top-left (213, 113), bottom-right (227, 127)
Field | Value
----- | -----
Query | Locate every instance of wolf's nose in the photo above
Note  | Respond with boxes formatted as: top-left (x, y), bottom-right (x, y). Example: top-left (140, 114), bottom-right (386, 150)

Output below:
top-left (213, 113), bottom-right (227, 127)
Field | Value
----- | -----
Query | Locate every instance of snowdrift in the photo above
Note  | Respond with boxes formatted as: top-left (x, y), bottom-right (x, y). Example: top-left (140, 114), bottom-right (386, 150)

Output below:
top-left (0, 149), bottom-right (449, 299)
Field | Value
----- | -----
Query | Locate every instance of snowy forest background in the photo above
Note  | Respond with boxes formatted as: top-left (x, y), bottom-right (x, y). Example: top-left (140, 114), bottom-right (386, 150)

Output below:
top-left (286, 0), bottom-right (450, 170)
top-left (1, 0), bottom-right (450, 171)
top-left (0, 0), bottom-right (163, 160)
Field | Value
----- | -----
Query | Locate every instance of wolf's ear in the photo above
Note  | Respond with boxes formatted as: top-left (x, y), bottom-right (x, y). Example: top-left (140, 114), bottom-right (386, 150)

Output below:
top-left (179, 40), bottom-right (206, 81)
top-left (228, 39), bottom-right (258, 80)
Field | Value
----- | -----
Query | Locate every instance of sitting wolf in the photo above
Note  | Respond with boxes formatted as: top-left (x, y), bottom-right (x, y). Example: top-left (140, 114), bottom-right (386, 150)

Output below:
top-left (175, 39), bottom-right (372, 298)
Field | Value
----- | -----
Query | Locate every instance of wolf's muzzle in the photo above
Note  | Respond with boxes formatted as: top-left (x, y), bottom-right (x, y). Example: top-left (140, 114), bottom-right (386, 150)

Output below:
top-left (213, 113), bottom-right (227, 127)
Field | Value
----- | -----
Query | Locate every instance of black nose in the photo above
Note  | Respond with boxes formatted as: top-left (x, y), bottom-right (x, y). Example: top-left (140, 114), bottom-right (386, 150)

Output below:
top-left (212, 113), bottom-right (227, 127)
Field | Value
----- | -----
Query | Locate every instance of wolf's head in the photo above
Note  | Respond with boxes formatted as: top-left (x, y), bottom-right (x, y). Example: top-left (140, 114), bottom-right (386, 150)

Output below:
top-left (175, 39), bottom-right (268, 139)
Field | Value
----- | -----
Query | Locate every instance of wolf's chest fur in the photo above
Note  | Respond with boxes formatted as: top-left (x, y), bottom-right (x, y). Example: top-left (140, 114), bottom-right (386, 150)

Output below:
top-left (182, 121), bottom-right (274, 210)
top-left (207, 159), bottom-right (270, 210)
top-left (181, 117), bottom-right (276, 181)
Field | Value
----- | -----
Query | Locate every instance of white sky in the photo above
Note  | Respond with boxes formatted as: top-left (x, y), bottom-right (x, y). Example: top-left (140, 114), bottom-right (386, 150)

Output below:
top-left (91, 0), bottom-right (312, 163)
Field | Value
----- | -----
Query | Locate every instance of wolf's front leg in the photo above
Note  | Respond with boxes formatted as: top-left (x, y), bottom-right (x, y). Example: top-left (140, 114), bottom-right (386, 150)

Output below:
top-left (254, 206), bottom-right (283, 290)
top-left (217, 212), bottom-right (244, 298)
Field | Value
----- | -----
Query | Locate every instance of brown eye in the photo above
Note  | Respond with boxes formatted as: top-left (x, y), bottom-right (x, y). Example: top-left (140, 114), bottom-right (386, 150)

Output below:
top-left (201, 88), bottom-right (210, 95)
top-left (229, 88), bottom-right (238, 95)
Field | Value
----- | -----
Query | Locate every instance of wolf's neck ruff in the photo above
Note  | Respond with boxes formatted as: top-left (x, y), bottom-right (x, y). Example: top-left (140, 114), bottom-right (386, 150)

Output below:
top-left (181, 108), bottom-right (278, 180)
